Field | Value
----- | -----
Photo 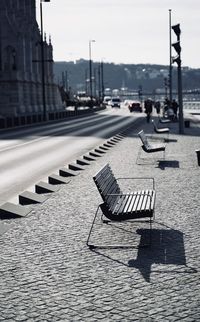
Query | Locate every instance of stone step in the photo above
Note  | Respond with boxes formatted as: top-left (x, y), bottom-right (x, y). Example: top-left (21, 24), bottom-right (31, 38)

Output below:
top-left (48, 174), bottom-right (70, 185)
top-left (106, 141), bottom-right (116, 146)
top-left (83, 154), bottom-right (96, 161)
top-left (94, 148), bottom-right (106, 154)
top-left (59, 167), bottom-right (78, 177)
top-left (76, 158), bottom-right (90, 166)
top-left (103, 143), bottom-right (113, 148)
top-left (98, 146), bottom-right (109, 151)
top-left (89, 151), bottom-right (102, 158)
top-left (19, 191), bottom-right (49, 205)
top-left (0, 202), bottom-right (31, 219)
top-left (35, 181), bottom-right (60, 194)
top-left (68, 163), bottom-right (85, 171)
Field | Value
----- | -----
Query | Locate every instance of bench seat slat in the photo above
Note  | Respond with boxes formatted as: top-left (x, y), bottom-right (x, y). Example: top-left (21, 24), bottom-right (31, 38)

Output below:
top-left (145, 190), bottom-right (154, 210)
top-left (107, 195), bottom-right (119, 210)
top-left (123, 193), bottom-right (138, 213)
top-left (112, 195), bottom-right (127, 214)
top-left (132, 192), bottom-right (142, 212)
top-left (136, 190), bottom-right (152, 213)
top-left (111, 190), bottom-right (155, 216)
top-left (140, 190), bottom-right (149, 211)
top-left (126, 192), bottom-right (143, 213)
top-left (121, 193), bottom-right (133, 213)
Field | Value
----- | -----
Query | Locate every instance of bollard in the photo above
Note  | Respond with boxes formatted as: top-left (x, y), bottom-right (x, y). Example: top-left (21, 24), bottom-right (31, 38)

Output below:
top-left (195, 150), bottom-right (200, 166)
top-left (184, 120), bottom-right (190, 128)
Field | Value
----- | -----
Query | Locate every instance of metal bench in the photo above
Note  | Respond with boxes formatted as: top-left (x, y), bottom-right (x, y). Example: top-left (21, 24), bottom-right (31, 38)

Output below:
top-left (159, 116), bottom-right (171, 124)
top-left (152, 119), bottom-right (170, 141)
top-left (137, 130), bottom-right (166, 164)
top-left (87, 163), bottom-right (156, 248)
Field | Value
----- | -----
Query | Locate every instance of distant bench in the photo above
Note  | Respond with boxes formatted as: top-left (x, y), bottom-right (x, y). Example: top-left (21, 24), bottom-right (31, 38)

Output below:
top-left (159, 116), bottom-right (171, 124)
top-left (87, 163), bottom-right (156, 248)
top-left (137, 130), bottom-right (166, 164)
top-left (152, 119), bottom-right (169, 135)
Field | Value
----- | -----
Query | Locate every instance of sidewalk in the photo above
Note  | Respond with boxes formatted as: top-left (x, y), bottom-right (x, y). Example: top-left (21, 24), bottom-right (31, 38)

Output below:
top-left (0, 114), bottom-right (200, 321)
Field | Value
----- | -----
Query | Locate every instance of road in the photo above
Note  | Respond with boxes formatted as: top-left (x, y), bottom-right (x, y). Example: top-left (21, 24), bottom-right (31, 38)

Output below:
top-left (0, 107), bottom-right (143, 206)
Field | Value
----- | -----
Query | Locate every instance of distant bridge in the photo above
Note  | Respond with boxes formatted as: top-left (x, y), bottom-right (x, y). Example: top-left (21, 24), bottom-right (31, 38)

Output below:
top-left (117, 90), bottom-right (200, 102)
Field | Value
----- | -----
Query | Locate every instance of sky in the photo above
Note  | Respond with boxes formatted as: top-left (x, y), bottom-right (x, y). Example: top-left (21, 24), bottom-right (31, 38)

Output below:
top-left (37, 0), bottom-right (200, 68)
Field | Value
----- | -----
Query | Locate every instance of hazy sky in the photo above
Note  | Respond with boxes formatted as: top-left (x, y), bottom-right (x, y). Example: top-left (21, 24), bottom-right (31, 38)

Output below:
top-left (37, 0), bottom-right (200, 68)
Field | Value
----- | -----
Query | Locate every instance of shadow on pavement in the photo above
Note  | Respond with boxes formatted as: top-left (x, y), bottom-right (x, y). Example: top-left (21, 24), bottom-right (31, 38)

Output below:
top-left (91, 227), bottom-right (197, 283)
top-left (128, 228), bottom-right (197, 282)
top-left (165, 138), bottom-right (178, 143)
top-left (157, 160), bottom-right (180, 170)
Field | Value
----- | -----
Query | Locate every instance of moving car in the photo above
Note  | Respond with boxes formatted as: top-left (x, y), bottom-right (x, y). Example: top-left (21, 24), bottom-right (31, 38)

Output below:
top-left (110, 97), bottom-right (121, 108)
top-left (128, 100), bottom-right (142, 112)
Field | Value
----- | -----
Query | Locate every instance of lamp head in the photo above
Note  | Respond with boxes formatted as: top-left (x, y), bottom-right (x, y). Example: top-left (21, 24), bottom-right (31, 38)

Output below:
top-left (172, 24), bottom-right (181, 38)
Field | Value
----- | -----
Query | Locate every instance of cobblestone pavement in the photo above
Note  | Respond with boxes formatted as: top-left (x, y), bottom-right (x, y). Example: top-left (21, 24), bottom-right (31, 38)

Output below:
top-left (0, 114), bottom-right (200, 321)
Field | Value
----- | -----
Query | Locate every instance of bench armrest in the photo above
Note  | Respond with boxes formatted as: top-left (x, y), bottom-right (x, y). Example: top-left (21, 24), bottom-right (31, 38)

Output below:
top-left (116, 177), bottom-right (155, 189)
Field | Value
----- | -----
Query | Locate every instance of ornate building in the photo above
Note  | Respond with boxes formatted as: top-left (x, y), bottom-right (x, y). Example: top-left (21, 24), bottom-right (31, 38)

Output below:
top-left (0, 0), bottom-right (63, 120)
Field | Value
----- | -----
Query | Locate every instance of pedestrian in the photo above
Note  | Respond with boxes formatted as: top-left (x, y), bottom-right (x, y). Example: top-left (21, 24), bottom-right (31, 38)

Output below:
top-left (172, 99), bottom-right (179, 120)
top-left (154, 100), bottom-right (161, 115)
top-left (144, 99), bottom-right (153, 123)
top-left (163, 98), bottom-right (170, 116)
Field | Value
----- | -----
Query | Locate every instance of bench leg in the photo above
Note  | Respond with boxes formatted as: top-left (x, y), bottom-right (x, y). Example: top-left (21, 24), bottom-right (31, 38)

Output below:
top-left (149, 216), bottom-right (152, 246)
top-left (86, 205), bottom-right (101, 249)
top-left (162, 149), bottom-right (166, 161)
top-left (165, 132), bottom-right (169, 142)
top-left (137, 148), bottom-right (163, 165)
top-left (136, 146), bottom-right (143, 165)
top-left (87, 218), bottom-right (153, 249)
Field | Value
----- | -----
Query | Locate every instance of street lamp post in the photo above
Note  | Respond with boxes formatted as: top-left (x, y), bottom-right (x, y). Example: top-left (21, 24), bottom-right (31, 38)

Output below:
top-left (169, 9), bottom-right (173, 104)
top-left (172, 23), bottom-right (184, 134)
top-left (89, 40), bottom-right (95, 100)
top-left (40, 0), bottom-right (50, 121)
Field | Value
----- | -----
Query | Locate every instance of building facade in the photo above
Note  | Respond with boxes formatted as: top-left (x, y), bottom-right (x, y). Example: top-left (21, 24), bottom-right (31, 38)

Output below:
top-left (0, 0), bottom-right (63, 119)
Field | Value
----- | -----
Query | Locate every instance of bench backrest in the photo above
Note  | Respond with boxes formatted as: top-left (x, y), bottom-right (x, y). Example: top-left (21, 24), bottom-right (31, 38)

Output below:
top-left (152, 119), bottom-right (157, 131)
top-left (93, 163), bottom-right (121, 209)
top-left (138, 130), bottom-right (149, 147)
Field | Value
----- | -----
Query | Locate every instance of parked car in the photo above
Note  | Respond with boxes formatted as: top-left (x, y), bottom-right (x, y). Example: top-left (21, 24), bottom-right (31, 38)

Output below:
top-left (103, 96), bottom-right (111, 105)
top-left (128, 100), bottom-right (142, 112)
top-left (110, 97), bottom-right (121, 108)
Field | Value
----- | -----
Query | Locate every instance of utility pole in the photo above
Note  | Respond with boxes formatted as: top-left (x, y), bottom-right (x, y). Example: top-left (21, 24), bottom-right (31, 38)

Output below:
top-left (65, 71), bottom-right (68, 91)
top-left (89, 40), bottom-right (95, 99)
top-left (98, 63), bottom-right (101, 101)
top-left (40, 0), bottom-right (46, 121)
top-left (39, 0), bottom-right (51, 121)
top-left (101, 61), bottom-right (104, 100)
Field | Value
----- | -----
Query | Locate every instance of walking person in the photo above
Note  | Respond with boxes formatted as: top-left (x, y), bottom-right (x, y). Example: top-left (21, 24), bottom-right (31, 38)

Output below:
top-left (144, 99), bottom-right (153, 123)
top-left (172, 99), bottom-right (179, 120)
top-left (155, 100), bottom-right (161, 115)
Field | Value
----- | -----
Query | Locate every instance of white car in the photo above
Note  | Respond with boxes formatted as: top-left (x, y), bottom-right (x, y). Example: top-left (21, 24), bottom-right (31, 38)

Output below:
top-left (110, 97), bottom-right (121, 108)
top-left (103, 96), bottom-right (111, 105)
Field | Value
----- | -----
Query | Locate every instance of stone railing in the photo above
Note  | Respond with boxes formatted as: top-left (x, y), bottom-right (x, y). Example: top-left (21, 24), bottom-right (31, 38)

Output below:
top-left (0, 105), bottom-right (106, 131)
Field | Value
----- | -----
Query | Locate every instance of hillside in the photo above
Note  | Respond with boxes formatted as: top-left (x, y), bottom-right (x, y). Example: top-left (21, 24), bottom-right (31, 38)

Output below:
top-left (53, 59), bottom-right (200, 93)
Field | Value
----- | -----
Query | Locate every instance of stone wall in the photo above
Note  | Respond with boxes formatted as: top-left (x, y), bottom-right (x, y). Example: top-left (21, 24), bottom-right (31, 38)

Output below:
top-left (0, 0), bottom-right (63, 118)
